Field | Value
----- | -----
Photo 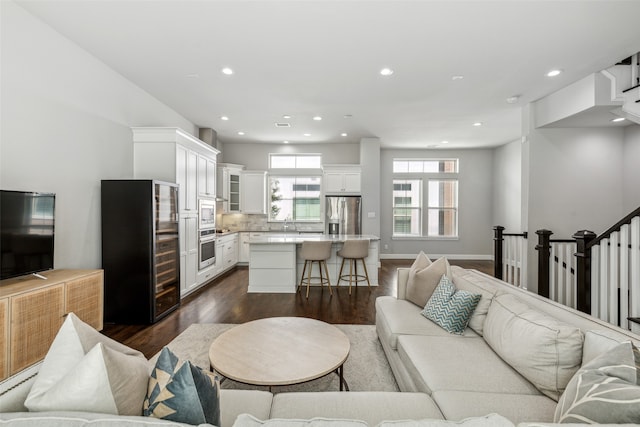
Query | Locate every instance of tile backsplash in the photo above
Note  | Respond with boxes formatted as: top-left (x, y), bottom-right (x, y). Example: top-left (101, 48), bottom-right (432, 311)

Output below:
top-left (218, 213), bottom-right (324, 232)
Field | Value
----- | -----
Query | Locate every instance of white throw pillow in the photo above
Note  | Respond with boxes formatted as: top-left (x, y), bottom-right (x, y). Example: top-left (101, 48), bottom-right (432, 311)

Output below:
top-left (406, 253), bottom-right (451, 308)
top-left (24, 312), bottom-right (149, 415)
top-left (483, 293), bottom-right (583, 401)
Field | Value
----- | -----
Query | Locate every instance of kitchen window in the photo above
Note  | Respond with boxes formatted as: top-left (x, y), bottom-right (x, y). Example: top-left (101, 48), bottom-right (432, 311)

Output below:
top-left (269, 176), bottom-right (321, 222)
top-left (270, 154), bottom-right (322, 169)
top-left (393, 158), bottom-right (458, 238)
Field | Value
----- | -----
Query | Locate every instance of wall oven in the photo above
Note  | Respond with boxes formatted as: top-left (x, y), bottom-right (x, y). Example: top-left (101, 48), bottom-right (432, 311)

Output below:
top-left (199, 229), bottom-right (216, 270)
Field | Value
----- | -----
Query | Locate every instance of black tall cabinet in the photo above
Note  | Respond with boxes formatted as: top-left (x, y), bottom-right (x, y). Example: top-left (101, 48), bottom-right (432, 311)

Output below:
top-left (101, 180), bottom-right (180, 324)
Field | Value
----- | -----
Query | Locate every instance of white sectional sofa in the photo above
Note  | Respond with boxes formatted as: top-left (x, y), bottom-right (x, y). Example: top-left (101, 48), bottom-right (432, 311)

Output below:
top-left (2, 265), bottom-right (640, 426)
top-left (376, 266), bottom-right (640, 424)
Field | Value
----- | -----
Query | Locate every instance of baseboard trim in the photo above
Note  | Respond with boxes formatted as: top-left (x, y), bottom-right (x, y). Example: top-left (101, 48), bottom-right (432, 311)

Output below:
top-left (380, 253), bottom-right (494, 261)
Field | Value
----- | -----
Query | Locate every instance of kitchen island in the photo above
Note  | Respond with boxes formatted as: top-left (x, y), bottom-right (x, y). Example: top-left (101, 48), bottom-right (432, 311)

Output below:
top-left (247, 234), bottom-right (380, 293)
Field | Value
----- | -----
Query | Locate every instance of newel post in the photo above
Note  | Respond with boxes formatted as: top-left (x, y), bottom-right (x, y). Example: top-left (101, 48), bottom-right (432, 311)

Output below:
top-left (535, 229), bottom-right (553, 298)
top-left (493, 226), bottom-right (505, 279)
top-left (573, 230), bottom-right (597, 314)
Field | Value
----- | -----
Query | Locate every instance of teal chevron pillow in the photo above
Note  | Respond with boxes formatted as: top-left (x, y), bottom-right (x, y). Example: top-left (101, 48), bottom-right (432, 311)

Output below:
top-left (421, 275), bottom-right (481, 335)
top-left (144, 347), bottom-right (220, 426)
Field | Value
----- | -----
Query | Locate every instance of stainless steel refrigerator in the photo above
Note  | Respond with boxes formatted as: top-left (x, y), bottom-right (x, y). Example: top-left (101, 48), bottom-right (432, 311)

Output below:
top-left (325, 196), bottom-right (362, 235)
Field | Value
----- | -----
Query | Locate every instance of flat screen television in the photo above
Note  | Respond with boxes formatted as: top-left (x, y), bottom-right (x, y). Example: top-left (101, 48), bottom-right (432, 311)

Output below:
top-left (0, 190), bottom-right (55, 280)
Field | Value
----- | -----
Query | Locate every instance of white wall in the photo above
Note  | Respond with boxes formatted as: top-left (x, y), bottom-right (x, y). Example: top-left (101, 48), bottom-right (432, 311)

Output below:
top-left (380, 148), bottom-right (494, 259)
top-left (623, 124), bottom-right (640, 213)
top-left (0, 2), bottom-right (195, 270)
top-left (219, 142), bottom-right (359, 169)
top-left (492, 139), bottom-right (522, 231)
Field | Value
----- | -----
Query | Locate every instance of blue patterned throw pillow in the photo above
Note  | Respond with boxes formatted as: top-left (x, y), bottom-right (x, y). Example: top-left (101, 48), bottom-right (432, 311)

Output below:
top-left (421, 275), bottom-right (481, 334)
top-left (144, 347), bottom-right (220, 426)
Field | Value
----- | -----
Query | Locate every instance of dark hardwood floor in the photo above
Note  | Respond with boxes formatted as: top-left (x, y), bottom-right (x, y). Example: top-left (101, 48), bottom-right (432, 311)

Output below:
top-left (103, 259), bottom-right (493, 358)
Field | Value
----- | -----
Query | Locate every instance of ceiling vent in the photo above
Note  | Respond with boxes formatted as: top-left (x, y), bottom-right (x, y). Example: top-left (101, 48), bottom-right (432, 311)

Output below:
top-left (275, 123), bottom-right (291, 128)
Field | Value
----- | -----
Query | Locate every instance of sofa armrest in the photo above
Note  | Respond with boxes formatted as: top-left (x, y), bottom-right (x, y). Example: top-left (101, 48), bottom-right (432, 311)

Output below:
top-left (397, 268), bottom-right (410, 300)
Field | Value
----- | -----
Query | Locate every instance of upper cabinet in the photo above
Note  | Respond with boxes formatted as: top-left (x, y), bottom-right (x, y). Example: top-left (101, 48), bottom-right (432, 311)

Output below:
top-left (241, 171), bottom-right (267, 214)
top-left (198, 155), bottom-right (216, 198)
top-left (322, 164), bottom-right (361, 195)
top-left (132, 127), bottom-right (219, 212)
top-left (217, 163), bottom-right (244, 213)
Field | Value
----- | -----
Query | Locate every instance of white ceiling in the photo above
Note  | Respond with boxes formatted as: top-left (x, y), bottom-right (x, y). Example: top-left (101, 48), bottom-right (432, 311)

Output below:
top-left (16, 0), bottom-right (640, 149)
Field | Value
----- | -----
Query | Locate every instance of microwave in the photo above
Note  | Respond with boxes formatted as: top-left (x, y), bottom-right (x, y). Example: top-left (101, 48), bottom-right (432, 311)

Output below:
top-left (199, 199), bottom-right (216, 230)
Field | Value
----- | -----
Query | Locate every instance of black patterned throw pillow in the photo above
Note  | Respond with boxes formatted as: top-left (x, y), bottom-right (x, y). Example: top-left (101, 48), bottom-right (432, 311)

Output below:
top-left (144, 347), bottom-right (221, 426)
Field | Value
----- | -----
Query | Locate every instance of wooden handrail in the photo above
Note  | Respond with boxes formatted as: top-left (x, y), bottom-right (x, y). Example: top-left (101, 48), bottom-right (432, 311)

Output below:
top-left (587, 206), bottom-right (640, 249)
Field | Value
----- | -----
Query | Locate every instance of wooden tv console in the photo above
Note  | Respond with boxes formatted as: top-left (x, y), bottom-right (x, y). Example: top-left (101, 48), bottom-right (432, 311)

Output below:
top-left (0, 269), bottom-right (104, 381)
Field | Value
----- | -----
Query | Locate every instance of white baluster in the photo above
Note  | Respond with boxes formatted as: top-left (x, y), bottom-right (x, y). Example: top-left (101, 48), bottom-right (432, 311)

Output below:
top-left (609, 232), bottom-right (619, 326)
top-left (620, 224), bottom-right (630, 330)
top-left (631, 217), bottom-right (640, 334)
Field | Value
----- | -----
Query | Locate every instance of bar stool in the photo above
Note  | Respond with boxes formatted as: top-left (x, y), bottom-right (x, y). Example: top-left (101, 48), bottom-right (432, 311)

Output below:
top-left (337, 239), bottom-right (371, 295)
top-left (298, 240), bottom-right (333, 298)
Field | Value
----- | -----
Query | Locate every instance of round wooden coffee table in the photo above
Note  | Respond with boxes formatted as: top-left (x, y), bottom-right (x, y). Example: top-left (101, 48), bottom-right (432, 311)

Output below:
top-left (209, 317), bottom-right (350, 390)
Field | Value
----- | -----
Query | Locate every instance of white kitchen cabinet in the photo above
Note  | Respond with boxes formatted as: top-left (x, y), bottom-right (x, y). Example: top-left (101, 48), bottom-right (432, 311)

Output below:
top-left (239, 232), bottom-right (265, 263)
top-left (322, 165), bottom-right (361, 194)
top-left (241, 171), bottom-right (267, 214)
top-left (197, 155), bottom-right (216, 198)
top-left (179, 214), bottom-right (199, 295)
top-left (217, 163), bottom-right (244, 212)
top-left (132, 127), bottom-right (219, 296)
top-left (216, 233), bottom-right (239, 273)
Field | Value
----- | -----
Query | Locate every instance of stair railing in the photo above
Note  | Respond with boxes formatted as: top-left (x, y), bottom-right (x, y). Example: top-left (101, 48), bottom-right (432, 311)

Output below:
top-left (493, 226), bottom-right (527, 288)
top-left (574, 207), bottom-right (640, 333)
top-left (535, 230), bottom-right (578, 309)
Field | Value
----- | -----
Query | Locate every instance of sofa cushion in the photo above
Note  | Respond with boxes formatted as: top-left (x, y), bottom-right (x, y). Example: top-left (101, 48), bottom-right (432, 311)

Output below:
top-left (451, 269), bottom-right (497, 336)
top-left (144, 347), bottom-right (220, 426)
top-left (24, 313), bottom-right (149, 416)
top-left (377, 414), bottom-right (515, 427)
top-left (581, 329), bottom-right (623, 366)
top-left (233, 414), bottom-right (368, 427)
top-left (406, 254), bottom-right (451, 308)
top-left (396, 335), bottom-right (540, 395)
top-left (432, 391), bottom-right (556, 425)
top-left (483, 293), bottom-right (584, 401)
top-left (421, 275), bottom-right (481, 335)
top-left (554, 341), bottom-right (640, 424)
top-left (375, 297), bottom-right (477, 351)
top-left (220, 390), bottom-right (274, 427)
top-left (0, 411), bottom-right (209, 426)
top-left (270, 392), bottom-right (444, 426)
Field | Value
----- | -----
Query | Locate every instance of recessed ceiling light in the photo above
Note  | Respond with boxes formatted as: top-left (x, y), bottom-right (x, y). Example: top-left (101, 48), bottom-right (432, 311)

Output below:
top-left (611, 117), bottom-right (625, 122)
top-left (283, 140), bottom-right (289, 144)
top-left (237, 131), bottom-right (245, 135)
top-left (283, 115), bottom-right (292, 119)
top-left (303, 133), bottom-right (311, 137)
top-left (220, 116), bottom-right (229, 121)
top-left (221, 67), bottom-right (234, 75)
top-left (341, 133), bottom-right (348, 137)
top-left (441, 140), bottom-right (449, 144)
top-left (313, 116), bottom-right (322, 121)
top-left (473, 122), bottom-right (483, 127)
top-left (451, 75), bottom-right (464, 81)
top-left (380, 68), bottom-right (394, 76)
top-left (546, 69), bottom-right (562, 77)
top-left (506, 96), bottom-right (520, 104)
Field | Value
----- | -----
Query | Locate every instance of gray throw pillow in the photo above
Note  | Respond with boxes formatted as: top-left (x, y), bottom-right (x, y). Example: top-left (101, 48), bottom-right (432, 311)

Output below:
top-left (406, 253), bottom-right (450, 308)
top-left (554, 341), bottom-right (640, 424)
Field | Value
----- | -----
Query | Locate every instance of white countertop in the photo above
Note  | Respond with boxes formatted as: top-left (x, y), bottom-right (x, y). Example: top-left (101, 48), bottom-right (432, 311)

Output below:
top-left (248, 234), bottom-right (379, 244)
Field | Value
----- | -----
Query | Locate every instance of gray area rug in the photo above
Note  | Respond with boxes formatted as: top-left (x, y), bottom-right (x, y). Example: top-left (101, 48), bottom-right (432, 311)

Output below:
top-left (154, 323), bottom-right (399, 393)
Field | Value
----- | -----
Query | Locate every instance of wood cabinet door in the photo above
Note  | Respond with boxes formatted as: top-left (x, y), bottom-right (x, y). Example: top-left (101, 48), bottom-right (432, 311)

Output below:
top-left (0, 298), bottom-right (7, 380)
top-left (10, 284), bottom-right (65, 375)
top-left (65, 272), bottom-right (104, 331)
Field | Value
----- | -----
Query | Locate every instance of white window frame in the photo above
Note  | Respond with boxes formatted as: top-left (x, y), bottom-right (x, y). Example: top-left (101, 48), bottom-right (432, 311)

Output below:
top-left (269, 154), bottom-right (322, 169)
top-left (392, 158), bottom-right (459, 239)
